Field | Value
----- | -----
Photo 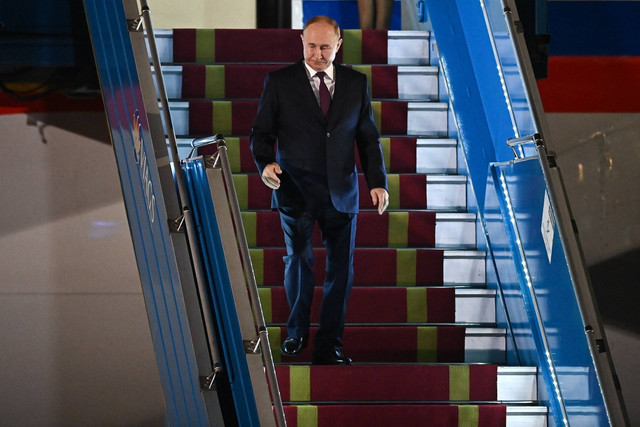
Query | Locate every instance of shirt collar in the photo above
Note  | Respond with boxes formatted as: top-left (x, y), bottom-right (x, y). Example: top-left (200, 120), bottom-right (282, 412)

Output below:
top-left (304, 61), bottom-right (335, 81)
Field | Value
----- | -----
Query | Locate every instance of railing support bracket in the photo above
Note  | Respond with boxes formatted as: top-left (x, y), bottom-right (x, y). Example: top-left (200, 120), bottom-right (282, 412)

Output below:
top-left (168, 215), bottom-right (186, 233)
top-left (244, 338), bottom-right (262, 355)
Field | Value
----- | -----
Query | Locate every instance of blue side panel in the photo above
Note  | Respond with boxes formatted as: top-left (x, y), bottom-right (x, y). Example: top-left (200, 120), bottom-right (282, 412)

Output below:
top-left (182, 160), bottom-right (260, 426)
top-left (83, 1), bottom-right (208, 425)
top-left (302, 0), bottom-right (402, 30)
top-left (426, 0), bottom-right (616, 424)
top-left (492, 158), bottom-right (609, 426)
top-left (548, 1), bottom-right (640, 56)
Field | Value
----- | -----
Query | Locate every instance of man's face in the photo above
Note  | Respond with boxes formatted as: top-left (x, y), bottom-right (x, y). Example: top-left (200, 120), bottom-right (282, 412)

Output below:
top-left (301, 22), bottom-right (342, 72)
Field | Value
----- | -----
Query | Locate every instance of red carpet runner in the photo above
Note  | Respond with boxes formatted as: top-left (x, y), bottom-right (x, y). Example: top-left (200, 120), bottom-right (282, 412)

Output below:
top-left (174, 28), bottom-right (507, 426)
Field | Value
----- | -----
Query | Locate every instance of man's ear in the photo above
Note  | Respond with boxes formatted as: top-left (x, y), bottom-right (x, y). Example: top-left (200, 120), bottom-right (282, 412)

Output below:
top-left (336, 38), bottom-right (343, 51)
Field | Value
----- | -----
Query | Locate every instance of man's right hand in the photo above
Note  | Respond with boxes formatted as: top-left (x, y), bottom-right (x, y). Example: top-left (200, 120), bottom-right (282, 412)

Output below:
top-left (261, 162), bottom-right (282, 189)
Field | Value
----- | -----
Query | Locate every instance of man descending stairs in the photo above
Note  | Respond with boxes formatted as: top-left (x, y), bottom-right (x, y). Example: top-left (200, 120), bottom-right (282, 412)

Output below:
top-left (158, 27), bottom-right (547, 426)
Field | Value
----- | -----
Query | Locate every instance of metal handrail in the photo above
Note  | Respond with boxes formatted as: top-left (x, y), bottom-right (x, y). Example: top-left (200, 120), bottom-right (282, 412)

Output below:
top-left (211, 136), bottom-right (287, 427)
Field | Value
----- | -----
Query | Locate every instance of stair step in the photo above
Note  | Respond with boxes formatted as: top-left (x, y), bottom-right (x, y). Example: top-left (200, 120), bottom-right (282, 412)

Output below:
top-left (251, 248), bottom-right (485, 286)
top-left (268, 326), bottom-right (505, 364)
top-left (416, 138), bottom-right (457, 174)
top-left (497, 367), bottom-right (538, 401)
top-left (465, 328), bottom-right (506, 364)
top-left (444, 250), bottom-right (486, 285)
top-left (270, 325), bottom-right (466, 363)
top-left (162, 100), bottom-right (448, 138)
top-left (274, 365), bottom-right (536, 403)
top-left (260, 286), bottom-right (456, 324)
top-left (388, 30), bottom-right (432, 65)
top-left (283, 404), bottom-right (508, 427)
top-left (158, 64), bottom-right (439, 101)
top-left (407, 102), bottom-right (448, 136)
top-left (152, 29), bottom-right (430, 65)
top-left (507, 406), bottom-right (548, 427)
top-left (231, 173), bottom-right (467, 211)
top-left (281, 404), bottom-right (547, 427)
top-left (242, 211), bottom-right (475, 249)
top-left (260, 287), bottom-right (495, 324)
top-left (176, 137), bottom-right (458, 175)
top-left (454, 289), bottom-right (496, 323)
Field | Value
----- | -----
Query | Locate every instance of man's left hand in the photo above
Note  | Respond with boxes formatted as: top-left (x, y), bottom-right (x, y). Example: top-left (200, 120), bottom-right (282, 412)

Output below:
top-left (370, 188), bottom-right (389, 215)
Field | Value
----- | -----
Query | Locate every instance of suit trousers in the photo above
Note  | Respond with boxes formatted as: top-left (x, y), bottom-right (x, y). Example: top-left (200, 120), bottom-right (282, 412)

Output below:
top-left (278, 205), bottom-right (357, 351)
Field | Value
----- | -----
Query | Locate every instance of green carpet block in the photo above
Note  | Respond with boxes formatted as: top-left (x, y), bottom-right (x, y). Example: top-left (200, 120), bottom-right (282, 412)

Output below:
top-left (417, 326), bottom-right (438, 362)
top-left (225, 137), bottom-right (241, 172)
top-left (212, 101), bottom-right (232, 135)
top-left (241, 212), bottom-right (257, 247)
top-left (195, 29), bottom-right (215, 62)
top-left (450, 365), bottom-right (470, 401)
top-left (396, 249), bottom-right (416, 286)
top-left (458, 405), bottom-right (479, 427)
top-left (232, 174), bottom-right (248, 209)
top-left (258, 288), bottom-right (272, 323)
top-left (205, 65), bottom-right (225, 98)
top-left (407, 287), bottom-right (427, 323)
top-left (249, 248), bottom-right (263, 285)
top-left (342, 30), bottom-right (362, 64)
top-left (388, 211), bottom-right (409, 247)
top-left (296, 405), bottom-right (318, 427)
top-left (290, 366), bottom-right (311, 402)
top-left (267, 326), bottom-right (281, 363)
top-left (387, 174), bottom-right (400, 209)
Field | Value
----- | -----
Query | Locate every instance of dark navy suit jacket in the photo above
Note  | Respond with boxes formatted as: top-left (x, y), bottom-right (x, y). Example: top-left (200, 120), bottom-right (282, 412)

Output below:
top-left (250, 60), bottom-right (387, 214)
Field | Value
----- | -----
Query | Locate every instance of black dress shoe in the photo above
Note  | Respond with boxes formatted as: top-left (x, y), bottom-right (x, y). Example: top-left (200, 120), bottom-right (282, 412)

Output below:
top-left (312, 348), bottom-right (353, 365)
top-left (280, 336), bottom-right (308, 356)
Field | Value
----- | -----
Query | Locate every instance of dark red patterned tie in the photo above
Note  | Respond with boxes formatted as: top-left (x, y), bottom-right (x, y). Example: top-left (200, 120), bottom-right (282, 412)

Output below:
top-left (316, 71), bottom-right (331, 116)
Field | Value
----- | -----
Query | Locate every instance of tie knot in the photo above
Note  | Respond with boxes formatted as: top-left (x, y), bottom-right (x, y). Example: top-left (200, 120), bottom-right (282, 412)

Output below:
top-left (316, 71), bottom-right (326, 79)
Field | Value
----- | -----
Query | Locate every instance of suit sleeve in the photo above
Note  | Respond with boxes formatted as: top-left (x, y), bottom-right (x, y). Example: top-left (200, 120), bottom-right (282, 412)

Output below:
top-left (355, 74), bottom-right (388, 191)
top-left (250, 73), bottom-right (279, 174)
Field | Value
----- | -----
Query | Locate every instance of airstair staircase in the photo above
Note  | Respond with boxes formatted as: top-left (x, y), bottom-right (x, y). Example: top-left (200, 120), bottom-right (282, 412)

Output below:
top-left (155, 28), bottom-right (546, 426)
top-left (85, 0), bottom-right (628, 425)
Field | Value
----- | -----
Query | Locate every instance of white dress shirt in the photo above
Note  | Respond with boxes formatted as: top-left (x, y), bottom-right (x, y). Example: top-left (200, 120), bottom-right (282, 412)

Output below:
top-left (304, 61), bottom-right (336, 107)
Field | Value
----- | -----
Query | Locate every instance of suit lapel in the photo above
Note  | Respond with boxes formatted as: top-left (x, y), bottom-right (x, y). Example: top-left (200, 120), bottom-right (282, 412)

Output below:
top-left (327, 63), bottom-right (349, 122)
